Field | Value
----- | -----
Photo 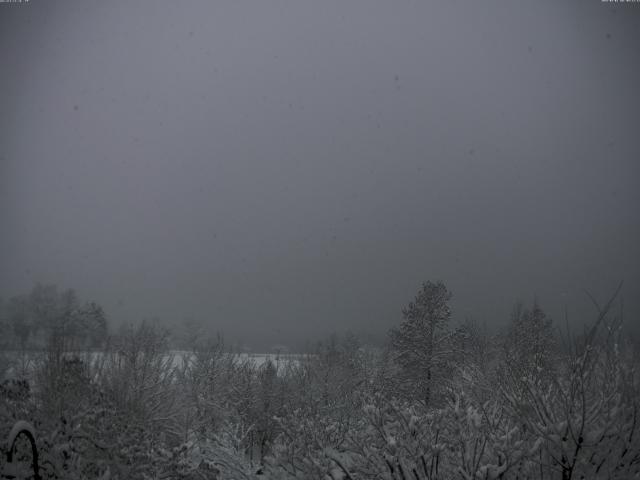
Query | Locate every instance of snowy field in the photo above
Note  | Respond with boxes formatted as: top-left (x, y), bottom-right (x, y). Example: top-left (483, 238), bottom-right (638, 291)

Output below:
top-left (0, 350), bottom-right (308, 381)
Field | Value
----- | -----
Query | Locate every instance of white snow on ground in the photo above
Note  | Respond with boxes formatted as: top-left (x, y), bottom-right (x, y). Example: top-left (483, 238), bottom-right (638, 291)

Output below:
top-left (1, 351), bottom-right (308, 381)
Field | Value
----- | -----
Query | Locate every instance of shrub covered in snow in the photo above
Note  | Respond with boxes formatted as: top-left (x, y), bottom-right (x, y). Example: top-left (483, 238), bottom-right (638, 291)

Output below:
top-left (1, 285), bottom-right (639, 479)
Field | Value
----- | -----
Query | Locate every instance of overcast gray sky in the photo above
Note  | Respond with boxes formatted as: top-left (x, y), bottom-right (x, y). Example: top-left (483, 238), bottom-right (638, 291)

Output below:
top-left (1, 0), bottom-right (639, 349)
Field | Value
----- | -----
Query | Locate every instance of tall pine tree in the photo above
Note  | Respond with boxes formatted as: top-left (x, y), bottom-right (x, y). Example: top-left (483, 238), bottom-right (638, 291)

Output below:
top-left (389, 281), bottom-right (453, 405)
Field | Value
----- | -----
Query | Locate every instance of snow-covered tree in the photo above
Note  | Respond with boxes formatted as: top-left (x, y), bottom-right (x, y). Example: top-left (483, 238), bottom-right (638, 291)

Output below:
top-left (389, 281), bottom-right (453, 406)
top-left (499, 286), bottom-right (640, 479)
top-left (6, 294), bottom-right (33, 350)
top-left (501, 299), bottom-right (556, 387)
top-left (77, 301), bottom-right (108, 349)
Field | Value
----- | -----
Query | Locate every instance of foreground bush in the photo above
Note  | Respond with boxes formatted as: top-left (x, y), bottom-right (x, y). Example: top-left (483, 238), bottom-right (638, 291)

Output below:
top-left (1, 297), bottom-right (639, 479)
